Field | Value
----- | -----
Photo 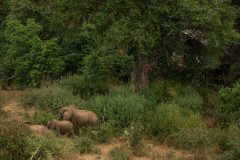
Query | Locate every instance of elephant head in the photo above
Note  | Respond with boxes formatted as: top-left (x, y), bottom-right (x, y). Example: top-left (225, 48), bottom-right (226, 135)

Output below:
top-left (47, 119), bottom-right (57, 129)
top-left (58, 106), bottom-right (76, 120)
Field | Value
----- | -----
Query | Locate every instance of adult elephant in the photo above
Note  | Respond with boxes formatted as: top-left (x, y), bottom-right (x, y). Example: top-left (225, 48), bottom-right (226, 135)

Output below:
top-left (58, 105), bottom-right (99, 134)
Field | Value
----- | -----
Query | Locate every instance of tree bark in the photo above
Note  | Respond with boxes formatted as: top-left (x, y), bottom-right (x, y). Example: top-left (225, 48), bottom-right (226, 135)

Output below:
top-left (134, 57), bottom-right (150, 93)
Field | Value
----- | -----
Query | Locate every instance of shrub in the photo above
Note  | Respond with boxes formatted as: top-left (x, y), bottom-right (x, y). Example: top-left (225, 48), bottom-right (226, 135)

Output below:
top-left (26, 135), bottom-right (74, 160)
top-left (86, 87), bottom-right (146, 128)
top-left (173, 86), bottom-right (203, 112)
top-left (58, 74), bottom-right (108, 99)
top-left (218, 82), bottom-right (240, 123)
top-left (20, 86), bottom-right (81, 113)
top-left (105, 54), bottom-right (134, 82)
top-left (27, 110), bottom-right (55, 125)
top-left (143, 80), bottom-right (175, 106)
top-left (214, 125), bottom-right (240, 160)
top-left (198, 86), bottom-right (219, 113)
top-left (94, 121), bottom-right (117, 143)
top-left (109, 146), bottom-right (132, 160)
top-left (124, 121), bottom-right (145, 156)
top-left (145, 103), bottom-right (202, 139)
top-left (143, 81), bottom-right (203, 112)
top-left (0, 113), bottom-right (30, 160)
top-left (78, 121), bottom-right (117, 143)
top-left (172, 126), bottom-right (210, 149)
top-left (74, 136), bottom-right (93, 154)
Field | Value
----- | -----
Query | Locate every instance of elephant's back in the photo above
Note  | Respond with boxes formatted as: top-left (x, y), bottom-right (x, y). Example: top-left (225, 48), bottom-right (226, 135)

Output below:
top-left (59, 120), bottom-right (74, 127)
top-left (75, 110), bottom-right (98, 125)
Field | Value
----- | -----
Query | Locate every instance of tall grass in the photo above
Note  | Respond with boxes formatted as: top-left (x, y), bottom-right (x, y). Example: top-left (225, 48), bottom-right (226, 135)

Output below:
top-left (85, 87), bottom-right (147, 128)
top-left (20, 86), bottom-right (82, 113)
top-left (58, 74), bottom-right (108, 99)
top-left (145, 103), bottom-right (203, 139)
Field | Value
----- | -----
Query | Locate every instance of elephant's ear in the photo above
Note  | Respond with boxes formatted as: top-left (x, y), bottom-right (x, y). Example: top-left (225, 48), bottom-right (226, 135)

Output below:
top-left (52, 121), bottom-right (57, 129)
top-left (63, 110), bottom-right (72, 120)
top-left (47, 121), bottom-right (52, 129)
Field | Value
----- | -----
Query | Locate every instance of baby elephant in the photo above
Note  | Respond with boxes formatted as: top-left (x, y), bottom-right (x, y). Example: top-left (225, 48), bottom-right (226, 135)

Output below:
top-left (47, 119), bottom-right (76, 138)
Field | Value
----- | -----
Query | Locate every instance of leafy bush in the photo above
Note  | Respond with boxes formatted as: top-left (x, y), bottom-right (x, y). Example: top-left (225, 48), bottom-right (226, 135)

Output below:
top-left (78, 121), bottom-right (117, 143)
top-left (74, 136), bottom-right (93, 154)
top-left (173, 86), bottom-right (203, 112)
top-left (144, 81), bottom-right (203, 112)
top-left (124, 121), bottom-right (145, 156)
top-left (105, 54), bottom-right (134, 82)
top-left (27, 110), bottom-right (55, 125)
top-left (145, 103), bottom-right (202, 139)
top-left (58, 74), bottom-right (108, 99)
top-left (0, 19), bottom-right (64, 87)
top-left (26, 135), bottom-right (75, 160)
top-left (59, 52), bottom-right (109, 99)
top-left (20, 86), bottom-right (81, 113)
top-left (218, 82), bottom-right (240, 123)
top-left (0, 113), bottom-right (30, 160)
top-left (198, 86), bottom-right (219, 115)
top-left (109, 146), bottom-right (132, 160)
top-left (172, 126), bottom-right (210, 149)
top-left (94, 121), bottom-right (116, 143)
top-left (86, 87), bottom-right (146, 128)
top-left (143, 80), bottom-right (174, 106)
top-left (214, 125), bottom-right (240, 160)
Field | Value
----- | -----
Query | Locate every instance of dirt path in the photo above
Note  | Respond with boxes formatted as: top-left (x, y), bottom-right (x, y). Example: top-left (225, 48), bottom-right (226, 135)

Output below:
top-left (0, 90), bottom-right (194, 160)
top-left (0, 91), bottom-right (25, 122)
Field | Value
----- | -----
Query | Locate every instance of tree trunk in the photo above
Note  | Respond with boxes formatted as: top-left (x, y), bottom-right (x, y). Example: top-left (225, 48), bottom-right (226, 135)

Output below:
top-left (134, 57), bottom-right (150, 93)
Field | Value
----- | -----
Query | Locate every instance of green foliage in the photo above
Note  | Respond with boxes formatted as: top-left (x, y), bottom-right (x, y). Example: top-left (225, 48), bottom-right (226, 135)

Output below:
top-left (26, 135), bottom-right (73, 160)
top-left (218, 82), bottom-right (240, 123)
top-left (86, 87), bottom-right (146, 128)
top-left (143, 80), bottom-right (173, 105)
top-left (144, 80), bottom-right (203, 112)
top-left (0, 113), bottom-right (30, 160)
top-left (109, 146), bottom-right (132, 160)
top-left (172, 126), bottom-right (210, 149)
top-left (173, 86), bottom-right (203, 112)
top-left (214, 125), bottom-right (240, 160)
top-left (124, 121), bottom-right (145, 156)
top-left (77, 123), bottom-right (117, 144)
top-left (62, 23), bottom-right (98, 73)
top-left (27, 110), bottom-right (55, 125)
top-left (20, 86), bottom-right (81, 113)
top-left (94, 122), bottom-right (116, 143)
top-left (74, 136), bottom-right (93, 154)
top-left (0, 19), bottom-right (64, 87)
top-left (199, 86), bottom-right (219, 113)
top-left (93, 0), bottom-right (239, 77)
top-left (145, 103), bottom-right (202, 139)
top-left (105, 54), bottom-right (134, 82)
top-left (58, 74), bottom-right (108, 99)
top-left (58, 52), bottom-right (109, 99)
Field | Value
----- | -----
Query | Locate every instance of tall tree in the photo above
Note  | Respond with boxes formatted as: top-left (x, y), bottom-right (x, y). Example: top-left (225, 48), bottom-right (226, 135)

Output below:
top-left (87, 0), bottom-right (239, 91)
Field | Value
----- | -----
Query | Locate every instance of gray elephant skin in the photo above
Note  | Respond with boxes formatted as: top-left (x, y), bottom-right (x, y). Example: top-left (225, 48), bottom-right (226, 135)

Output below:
top-left (47, 119), bottom-right (76, 138)
top-left (58, 105), bottom-right (99, 134)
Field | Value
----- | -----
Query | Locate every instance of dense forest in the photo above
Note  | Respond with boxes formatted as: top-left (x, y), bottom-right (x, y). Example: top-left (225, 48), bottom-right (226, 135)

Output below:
top-left (0, 0), bottom-right (240, 160)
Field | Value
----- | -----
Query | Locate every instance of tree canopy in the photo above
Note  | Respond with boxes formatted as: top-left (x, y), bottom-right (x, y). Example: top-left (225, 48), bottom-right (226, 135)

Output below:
top-left (0, 0), bottom-right (239, 89)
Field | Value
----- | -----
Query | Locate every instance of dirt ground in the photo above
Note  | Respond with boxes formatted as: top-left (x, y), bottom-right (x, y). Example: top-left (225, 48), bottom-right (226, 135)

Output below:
top-left (0, 91), bottom-right (194, 160)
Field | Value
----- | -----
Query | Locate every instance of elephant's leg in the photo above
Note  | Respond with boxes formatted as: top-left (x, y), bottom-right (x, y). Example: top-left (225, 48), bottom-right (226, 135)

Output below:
top-left (56, 126), bottom-right (61, 136)
top-left (69, 128), bottom-right (77, 138)
top-left (73, 125), bottom-right (79, 135)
